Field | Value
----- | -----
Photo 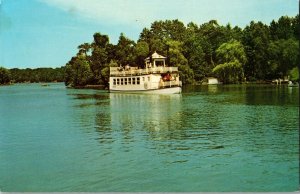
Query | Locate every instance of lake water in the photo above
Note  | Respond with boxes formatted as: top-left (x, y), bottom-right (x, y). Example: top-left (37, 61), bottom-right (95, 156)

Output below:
top-left (0, 83), bottom-right (298, 192)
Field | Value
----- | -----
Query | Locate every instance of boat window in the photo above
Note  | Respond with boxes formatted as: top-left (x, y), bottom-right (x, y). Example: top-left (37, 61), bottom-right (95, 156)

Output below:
top-left (137, 77), bottom-right (140, 85)
top-left (117, 79), bottom-right (120, 85)
top-left (142, 77), bottom-right (145, 82)
top-left (113, 79), bottom-right (116, 85)
top-left (121, 78), bottom-right (123, 85)
top-left (124, 78), bottom-right (127, 85)
top-left (132, 78), bottom-right (136, 85)
top-left (128, 78), bottom-right (131, 85)
top-left (148, 76), bottom-right (150, 81)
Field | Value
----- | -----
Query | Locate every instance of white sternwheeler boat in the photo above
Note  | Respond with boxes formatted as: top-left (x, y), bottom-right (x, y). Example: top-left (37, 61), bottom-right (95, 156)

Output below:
top-left (109, 52), bottom-right (182, 94)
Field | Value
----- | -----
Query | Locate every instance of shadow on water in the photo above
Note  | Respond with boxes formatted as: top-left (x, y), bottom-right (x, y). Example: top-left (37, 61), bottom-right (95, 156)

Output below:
top-left (245, 84), bottom-right (299, 106)
top-left (74, 93), bottom-right (107, 100)
top-left (68, 90), bottom-right (110, 107)
top-left (183, 84), bottom-right (299, 106)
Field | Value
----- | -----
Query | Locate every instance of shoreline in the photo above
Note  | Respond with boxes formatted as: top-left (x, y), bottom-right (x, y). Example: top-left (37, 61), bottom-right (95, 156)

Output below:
top-left (1, 81), bottom-right (295, 88)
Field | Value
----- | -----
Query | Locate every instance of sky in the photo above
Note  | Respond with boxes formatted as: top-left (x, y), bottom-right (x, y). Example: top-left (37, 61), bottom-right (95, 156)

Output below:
top-left (0, 0), bottom-right (298, 69)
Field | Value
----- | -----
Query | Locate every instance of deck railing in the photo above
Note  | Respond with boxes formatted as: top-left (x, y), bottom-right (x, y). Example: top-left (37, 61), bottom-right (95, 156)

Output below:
top-left (110, 66), bottom-right (178, 76)
top-left (159, 80), bottom-right (182, 88)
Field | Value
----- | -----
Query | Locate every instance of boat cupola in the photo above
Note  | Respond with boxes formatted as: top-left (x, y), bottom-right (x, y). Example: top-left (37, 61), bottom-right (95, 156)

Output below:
top-left (145, 51), bottom-right (166, 68)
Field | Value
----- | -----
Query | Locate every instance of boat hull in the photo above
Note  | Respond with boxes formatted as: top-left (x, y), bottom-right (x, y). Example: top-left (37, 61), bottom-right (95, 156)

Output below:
top-left (109, 86), bottom-right (181, 94)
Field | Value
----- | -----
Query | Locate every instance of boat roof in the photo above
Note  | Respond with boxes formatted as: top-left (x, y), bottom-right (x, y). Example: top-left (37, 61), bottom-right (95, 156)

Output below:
top-left (145, 51), bottom-right (166, 60)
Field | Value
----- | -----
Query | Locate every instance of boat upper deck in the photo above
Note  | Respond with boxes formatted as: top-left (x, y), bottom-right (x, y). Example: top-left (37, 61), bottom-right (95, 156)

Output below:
top-left (110, 66), bottom-right (179, 77)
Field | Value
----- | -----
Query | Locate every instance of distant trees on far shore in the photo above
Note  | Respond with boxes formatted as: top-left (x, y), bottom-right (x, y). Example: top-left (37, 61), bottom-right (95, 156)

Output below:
top-left (0, 66), bottom-right (65, 84)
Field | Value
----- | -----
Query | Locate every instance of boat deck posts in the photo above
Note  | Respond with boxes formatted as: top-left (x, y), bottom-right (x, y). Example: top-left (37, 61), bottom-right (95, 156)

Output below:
top-left (110, 66), bottom-right (178, 77)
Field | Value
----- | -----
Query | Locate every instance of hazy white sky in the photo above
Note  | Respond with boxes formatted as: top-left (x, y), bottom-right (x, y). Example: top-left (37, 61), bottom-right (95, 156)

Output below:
top-left (41, 0), bottom-right (298, 27)
top-left (0, 0), bottom-right (298, 68)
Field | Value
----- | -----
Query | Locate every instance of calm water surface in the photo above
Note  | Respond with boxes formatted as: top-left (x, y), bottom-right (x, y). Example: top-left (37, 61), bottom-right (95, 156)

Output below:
top-left (0, 83), bottom-right (298, 192)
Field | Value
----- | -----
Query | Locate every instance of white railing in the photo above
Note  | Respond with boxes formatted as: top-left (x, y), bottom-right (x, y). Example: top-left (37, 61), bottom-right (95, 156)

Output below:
top-left (159, 80), bottom-right (182, 88)
top-left (110, 66), bottom-right (178, 76)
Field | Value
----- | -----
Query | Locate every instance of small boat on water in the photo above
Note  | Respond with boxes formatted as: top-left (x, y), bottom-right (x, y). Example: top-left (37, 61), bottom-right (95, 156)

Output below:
top-left (109, 52), bottom-right (182, 94)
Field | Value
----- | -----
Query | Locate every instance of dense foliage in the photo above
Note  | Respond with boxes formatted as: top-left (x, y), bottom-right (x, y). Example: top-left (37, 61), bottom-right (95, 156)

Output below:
top-left (0, 67), bottom-right (11, 85)
top-left (64, 15), bottom-right (299, 86)
top-left (7, 67), bottom-right (64, 83)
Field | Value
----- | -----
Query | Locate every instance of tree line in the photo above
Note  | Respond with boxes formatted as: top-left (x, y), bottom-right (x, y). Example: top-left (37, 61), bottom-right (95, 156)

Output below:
top-left (1, 15), bottom-right (298, 86)
top-left (0, 67), bottom-right (65, 85)
top-left (65, 15), bottom-right (299, 87)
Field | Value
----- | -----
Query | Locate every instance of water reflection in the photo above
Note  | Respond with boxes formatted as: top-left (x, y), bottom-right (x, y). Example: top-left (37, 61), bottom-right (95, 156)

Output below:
top-left (67, 90), bottom-right (111, 134)
top-left (2, 84), bottom-right (298, 191)
top-left (245, 85), bottom-right (298, 106)
top-left (69, 89), bottom-right (234, 156)
top-left (207, 85), bottom-right (218, 93)
top-left (109, 93), bottom-right (183, 139)
top-left (185, 84), bottom-right (299, 107)
top-left (69, 86), bottom-right (298, 167)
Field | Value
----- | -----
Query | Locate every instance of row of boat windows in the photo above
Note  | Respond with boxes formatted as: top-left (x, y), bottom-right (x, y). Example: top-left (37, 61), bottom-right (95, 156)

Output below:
top-left (113, 77), bottom-right (150, 85)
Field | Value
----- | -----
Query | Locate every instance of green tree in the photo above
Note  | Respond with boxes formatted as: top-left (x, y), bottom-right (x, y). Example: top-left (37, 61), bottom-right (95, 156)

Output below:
top-left (93, 32), bottom-right (109, 48)
top-left (148, 20), bottom-right (187, 42)
top-left (0, 67), bottom-right (10, 84)
top-left (166, 40), bottom-right (188, 66)
top-left (291, 14), bottom-right (299, 40)
top-left (139, 20), bottom-right (187, 55)
top-left (242, 21), bottom-right (270, 80)
top-left (270, 16), bottom-right (294, 40)
top-left (64, 56), bottom-right (93, 87)
top-left (78, 43), bottom-right (91, 56)
top-left (115, 33), bottom-right (136, 66)
top-left (268, 38), bottom-right (299, 78)
top-left (166, 40), bottom-right (194, 84)
top-left (100, 60), bottom-right (118, 87)
top-left (198, 20), bottom-right (232, 65)
top-left (183, 35), bottom-right (207, 81)
top-left (289, 67), bottom-right (299, 81)
top-left (89, 32), bottom-right (110, 84)
top-left (90, 47), bottom-right (108, 83)
top-left (231, 26), bottom-right (243, 41)
top-left (135, 41), bottom-right (149, 67)
top-left (213, 40), bottom-right (247, 83)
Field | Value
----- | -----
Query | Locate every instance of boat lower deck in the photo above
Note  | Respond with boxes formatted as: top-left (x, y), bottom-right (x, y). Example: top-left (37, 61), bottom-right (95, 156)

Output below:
top-left (109, 86), bottom-right (181, 94)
